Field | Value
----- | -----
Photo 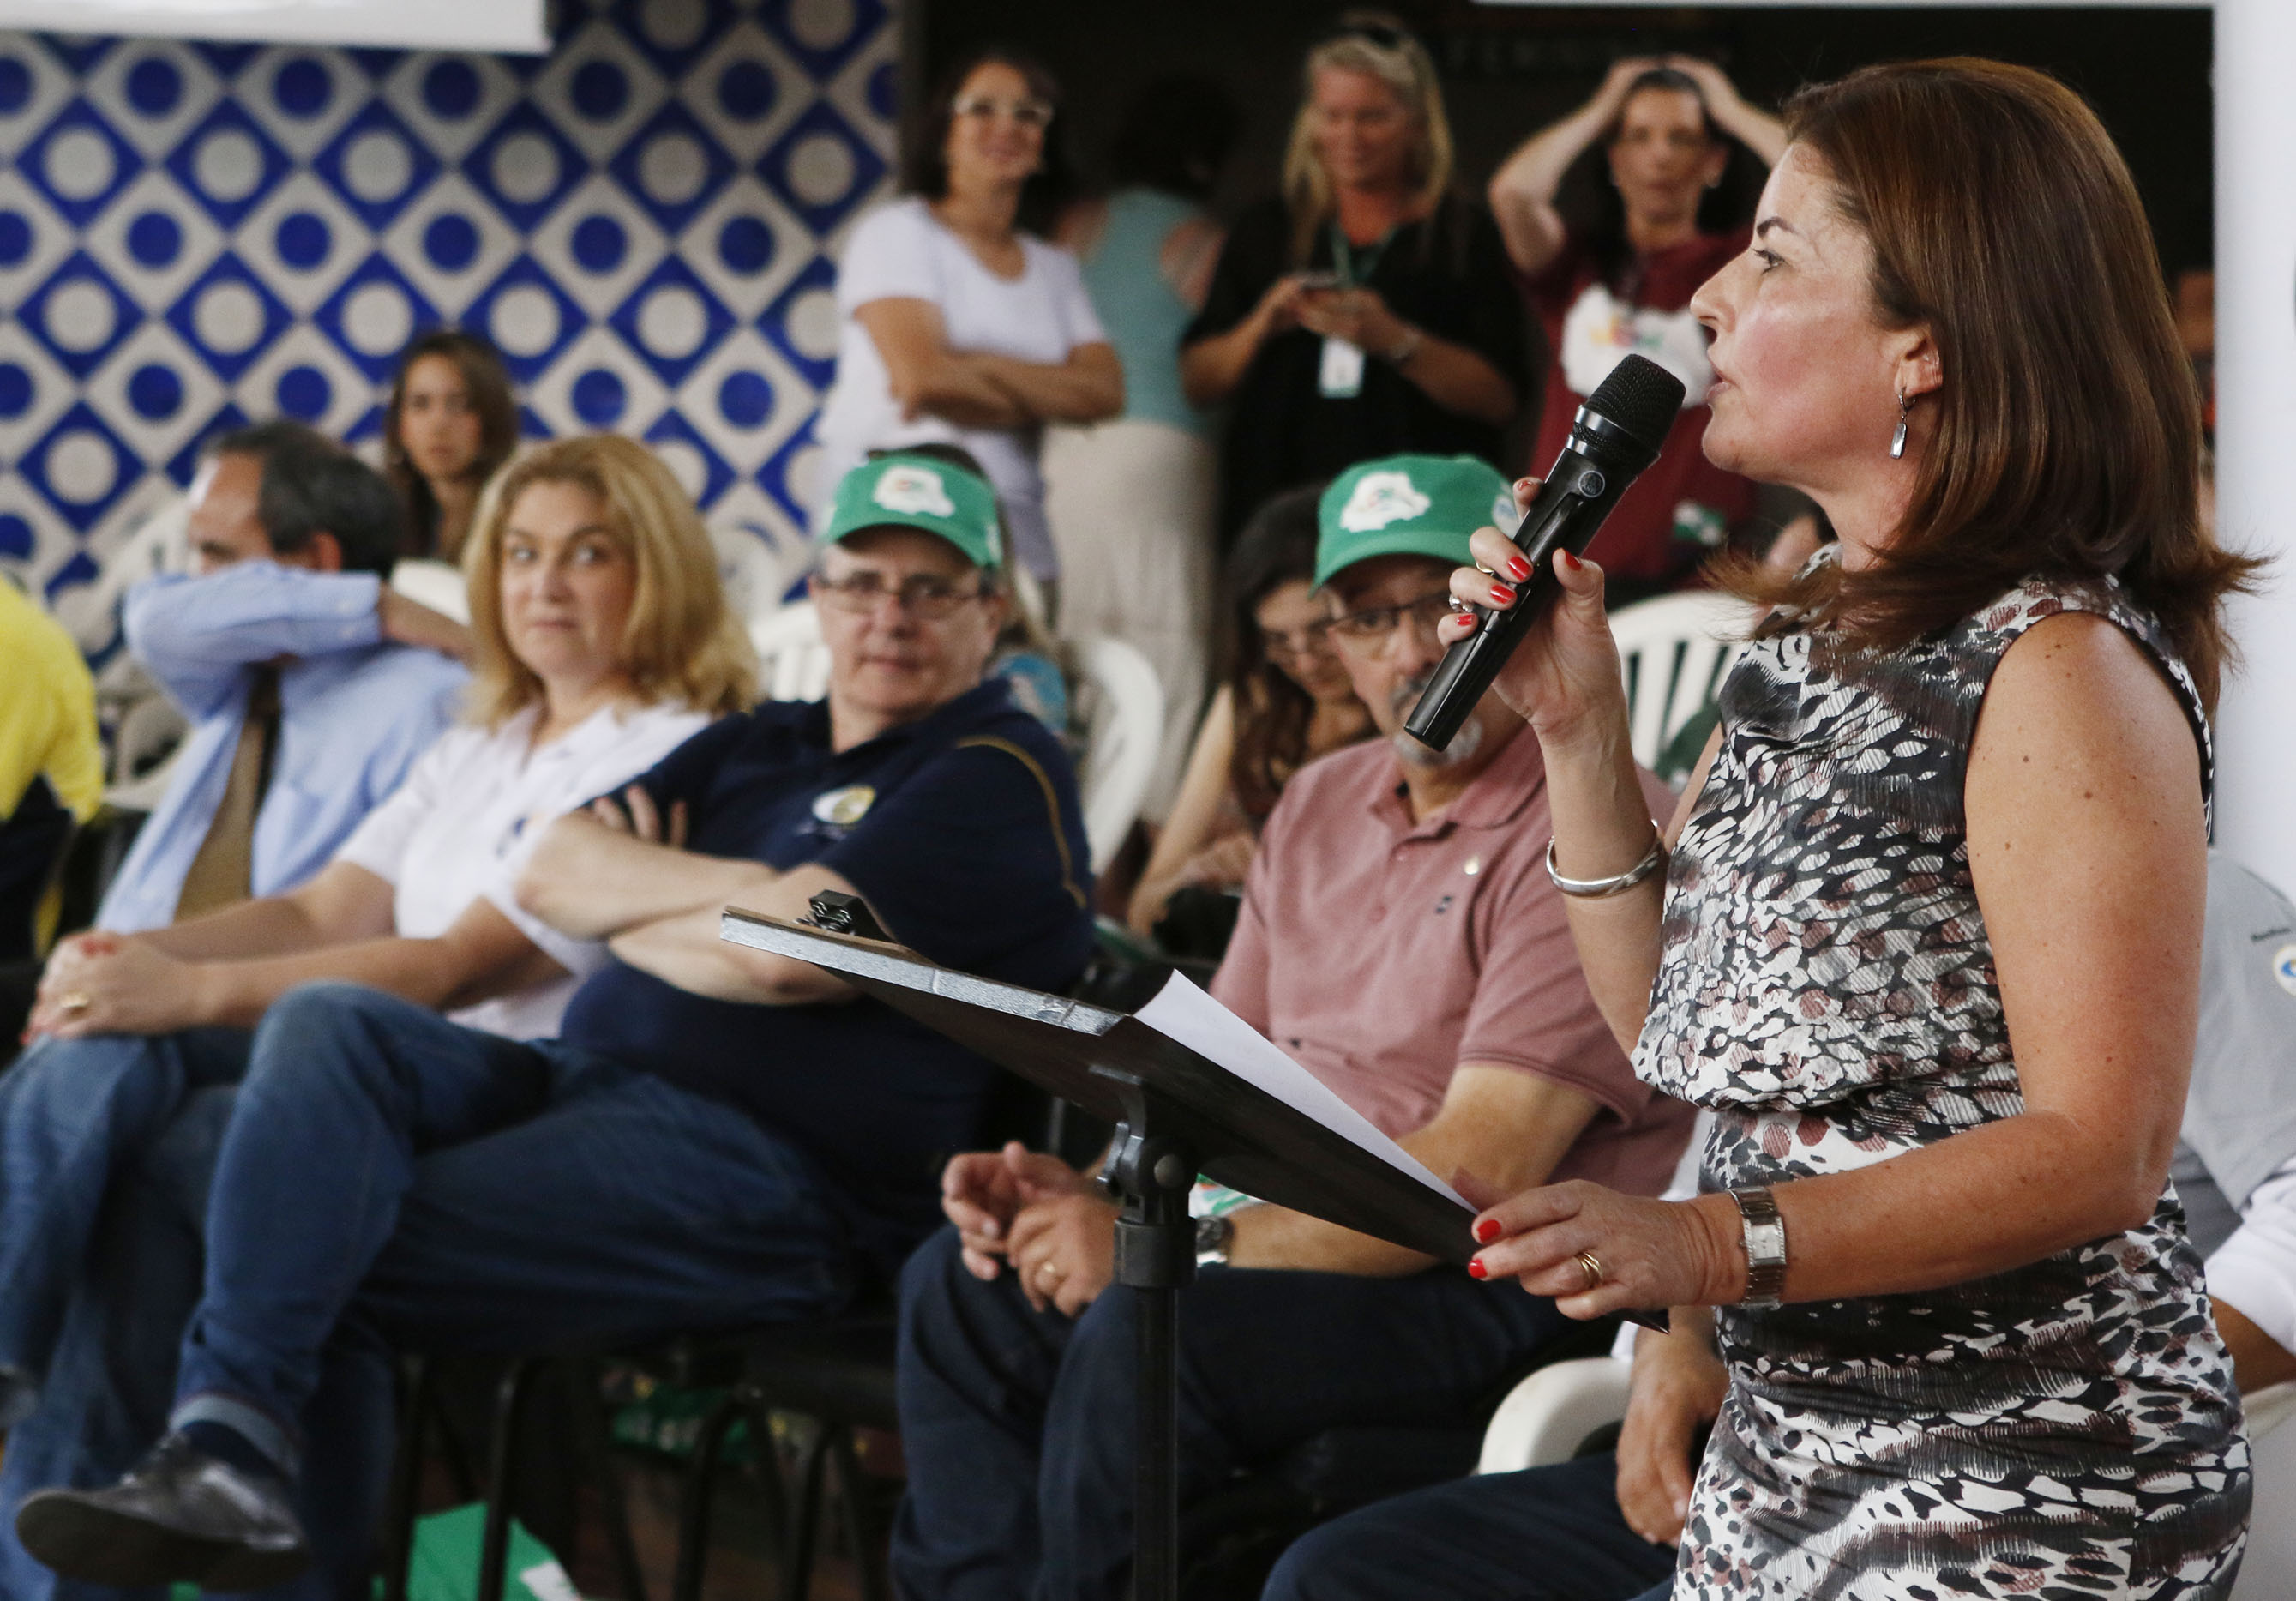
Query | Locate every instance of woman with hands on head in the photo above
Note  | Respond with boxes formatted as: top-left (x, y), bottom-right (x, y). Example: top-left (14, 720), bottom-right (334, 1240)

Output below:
top-left (1490, 55), bottom-right (1783, 601)
top-left (1448, 61), bottom-right (2254, 1601)
top-left (813, 46), bottom-right (1121, 589)
top-left (1179, 11), bottom-right (1526, 543)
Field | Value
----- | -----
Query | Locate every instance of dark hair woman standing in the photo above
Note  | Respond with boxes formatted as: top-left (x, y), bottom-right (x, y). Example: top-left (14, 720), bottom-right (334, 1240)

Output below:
top-left (1457, 59), bottom-right (2255, 1600)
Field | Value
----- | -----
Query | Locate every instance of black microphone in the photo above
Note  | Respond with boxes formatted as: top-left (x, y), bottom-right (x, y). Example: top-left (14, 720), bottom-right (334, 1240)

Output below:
top-left (1404, 354), bottom-right (1687, 751)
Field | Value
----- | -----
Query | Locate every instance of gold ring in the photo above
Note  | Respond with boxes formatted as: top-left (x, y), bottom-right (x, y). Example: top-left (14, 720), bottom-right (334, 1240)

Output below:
top-left (1575, 1250), bottom-right (1604, 1292)
top-left (1038, 1261), bottom-right (1061, 1285)
top-left (57, 991), bottom-right (91, 1014)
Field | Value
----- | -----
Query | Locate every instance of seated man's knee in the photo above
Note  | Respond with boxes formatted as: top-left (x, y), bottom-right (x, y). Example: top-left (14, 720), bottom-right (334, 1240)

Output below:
top-left (241, 984), bottom-right (435, 1116)
top-left (5, 1033), bottom-right (172, 1113)
top-left (900, 1225), bottom-right (989, 1330)
top-left (1262, 1520), bottom-right (1346, 1601)
top-left (249, 984), bottom-right (417, 1069)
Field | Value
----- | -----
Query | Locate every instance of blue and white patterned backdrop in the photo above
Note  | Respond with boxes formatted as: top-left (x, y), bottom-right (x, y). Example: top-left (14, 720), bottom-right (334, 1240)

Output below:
top-left (0, 0), bottom-right (897, 601)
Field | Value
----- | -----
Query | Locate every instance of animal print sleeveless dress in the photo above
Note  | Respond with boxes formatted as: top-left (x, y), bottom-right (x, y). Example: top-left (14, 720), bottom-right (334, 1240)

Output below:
top-left (1636, 574), bottom-right (2251, 1600)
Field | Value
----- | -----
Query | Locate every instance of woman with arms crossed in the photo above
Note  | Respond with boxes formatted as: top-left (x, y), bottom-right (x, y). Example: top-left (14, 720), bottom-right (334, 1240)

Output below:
top-left (1452, 62), bottom-right (2252, 1598)
top-left (814, 47), bottom-right (1120, 589)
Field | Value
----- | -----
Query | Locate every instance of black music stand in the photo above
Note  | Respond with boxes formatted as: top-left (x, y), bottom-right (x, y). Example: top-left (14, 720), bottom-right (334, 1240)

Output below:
top-left (718, 907), bottom-right (1476, 1601)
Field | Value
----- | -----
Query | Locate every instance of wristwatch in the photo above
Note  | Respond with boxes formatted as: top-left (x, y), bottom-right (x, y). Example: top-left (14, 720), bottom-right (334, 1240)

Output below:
top-left (1728, 1186), bottom-right (1788, 1308)
top-left (1194, 1214), bottom-right (1235, 1268)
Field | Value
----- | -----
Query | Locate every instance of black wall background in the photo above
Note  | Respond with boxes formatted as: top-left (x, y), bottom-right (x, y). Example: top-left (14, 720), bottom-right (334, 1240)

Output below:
top-left (907, 4), bottom-right (2213, 276)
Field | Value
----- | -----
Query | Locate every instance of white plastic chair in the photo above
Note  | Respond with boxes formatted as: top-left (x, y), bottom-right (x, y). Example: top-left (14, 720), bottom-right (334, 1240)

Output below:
top-left (388, 559), bottom-right (471, 625)
top-left (50, 493), bottom-right (189, 659)
top-left (103, 695), bottom-right (189, 814)
top-left (1607, 591), bottom-right (1755, 773)
top-left (748, 601), bottom-right (832, 704)
top-left (1069, 635), bottom-right (1165, 875)
top-left (709, 521), bottom-right (802, 629)
top-left (1476, 1355), bottom-right (1634, 1474)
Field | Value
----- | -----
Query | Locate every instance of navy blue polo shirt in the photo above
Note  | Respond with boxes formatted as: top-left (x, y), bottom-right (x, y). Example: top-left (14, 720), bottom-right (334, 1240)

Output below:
top-left (557, 679), bottom-right (1095, 1264)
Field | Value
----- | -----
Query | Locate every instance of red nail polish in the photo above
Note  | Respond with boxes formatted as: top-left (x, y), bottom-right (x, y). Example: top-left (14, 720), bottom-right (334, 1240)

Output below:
top-left (1558, 550), bottom-right (1581, 572)
top-left (1473, 1218), bottom-right (1502, 1244)
top-left (1467, 1259), bottom-right (1488, 1280)
top-left (1489, 584), bottom-right (1515, 606)
top-left (1506, 556), bottom-right (1531, 582)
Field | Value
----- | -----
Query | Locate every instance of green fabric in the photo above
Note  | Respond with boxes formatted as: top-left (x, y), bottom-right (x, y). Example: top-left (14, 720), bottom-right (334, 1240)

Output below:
top-left (609, 1381), bottom-right (759, 1465)
top-left (822, 451), bottom-right (1003, 569)
top-left (397, 1503), bottom-right (583, 1601)
top-left (1081, 188), bottom-right (1214, 436)
top-left (1315, 454), bottom-right (1513, 587)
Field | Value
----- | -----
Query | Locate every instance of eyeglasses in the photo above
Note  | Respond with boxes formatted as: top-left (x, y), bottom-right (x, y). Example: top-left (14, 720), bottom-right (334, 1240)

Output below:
top-left (810, 571), bottom-right (989, 619)
top-left (1260, 618), bottom-right (1337, 664)
top-left (952, 95), bottom-right (1055, 130)
top-left (1326, 592), bottom-right (1455, 653)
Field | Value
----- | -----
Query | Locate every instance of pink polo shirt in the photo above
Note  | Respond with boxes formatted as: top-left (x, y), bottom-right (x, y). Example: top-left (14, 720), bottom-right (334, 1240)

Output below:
top-left (1211, 722), bottom-right (1692, 1197)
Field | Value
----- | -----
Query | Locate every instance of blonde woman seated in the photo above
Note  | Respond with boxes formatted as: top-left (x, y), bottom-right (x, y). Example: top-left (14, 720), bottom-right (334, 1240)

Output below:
top-left (0, 436), bottom-right (752, 1598)
top-left (1127, 484), bottom-right (1372, 948)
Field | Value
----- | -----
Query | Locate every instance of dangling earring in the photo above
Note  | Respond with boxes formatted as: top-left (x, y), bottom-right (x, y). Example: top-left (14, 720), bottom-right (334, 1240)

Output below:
top-left (1890, 389), bottom-right (1911, 460)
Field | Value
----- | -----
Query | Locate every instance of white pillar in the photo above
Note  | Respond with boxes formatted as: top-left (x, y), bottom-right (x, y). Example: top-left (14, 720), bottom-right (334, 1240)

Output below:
top-left (2211, 0), bottom-right (2296, 891)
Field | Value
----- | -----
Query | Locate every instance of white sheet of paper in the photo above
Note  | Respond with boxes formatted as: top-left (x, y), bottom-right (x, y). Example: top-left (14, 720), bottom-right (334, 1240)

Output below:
top-left (1133, 972), bottom-right (1466, 1207)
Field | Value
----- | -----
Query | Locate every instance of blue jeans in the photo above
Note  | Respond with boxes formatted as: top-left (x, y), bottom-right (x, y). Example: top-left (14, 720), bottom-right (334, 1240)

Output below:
top-left (890, 1223), bottom-right (1573, 1601)
top-left (0, 1029), bottom-right (255, 1389)
top-left (13, 983), bottom-right (855, 1601)
top-left (1260, 1451), bottom-right (1677, 1601)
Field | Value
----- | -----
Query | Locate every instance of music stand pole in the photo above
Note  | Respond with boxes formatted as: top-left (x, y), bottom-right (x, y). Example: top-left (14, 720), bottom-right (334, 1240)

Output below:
top-left (1097, 1073), bottom-right (1196, 1601)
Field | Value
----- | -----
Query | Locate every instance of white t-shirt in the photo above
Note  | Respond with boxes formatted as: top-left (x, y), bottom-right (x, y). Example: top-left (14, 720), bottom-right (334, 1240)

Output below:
top-left (814, 196), bottom-right (1108, 581)
top-left (334, 699), bottom-right (710, 1040)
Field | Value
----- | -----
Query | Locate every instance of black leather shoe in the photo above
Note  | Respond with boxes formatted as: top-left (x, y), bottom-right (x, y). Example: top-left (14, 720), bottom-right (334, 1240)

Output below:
top-left (15, 1431), bottom-right (309, 1591)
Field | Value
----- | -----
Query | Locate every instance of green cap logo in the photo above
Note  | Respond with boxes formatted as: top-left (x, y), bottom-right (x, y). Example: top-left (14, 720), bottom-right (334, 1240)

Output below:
top-left (1316, 454), bottom-right (1511, 588)
top-left (824, 451), bottom-right (1003, 569)
top-left (1337, 471), bottom-right (1433, 533)
top-left (871, 463), bottom-right (956, 520)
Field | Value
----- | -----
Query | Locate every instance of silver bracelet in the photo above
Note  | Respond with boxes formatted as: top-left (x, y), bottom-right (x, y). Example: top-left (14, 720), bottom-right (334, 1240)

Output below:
top-left (1384, 323), bottom-right (1423, 365)
top-left (1543, 824), bottom-right (1667, 898)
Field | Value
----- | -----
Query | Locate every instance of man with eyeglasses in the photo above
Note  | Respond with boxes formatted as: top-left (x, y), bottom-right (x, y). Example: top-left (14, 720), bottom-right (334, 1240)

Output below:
top-left (893, 454), bottom-right (1694, 1601)
top-left (16, 450), bottom-right (1097, 1596)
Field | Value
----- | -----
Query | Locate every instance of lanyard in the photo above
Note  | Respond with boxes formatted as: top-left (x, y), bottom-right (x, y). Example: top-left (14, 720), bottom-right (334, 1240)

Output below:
top-left (1328, 220), bottom-right (1397, 289)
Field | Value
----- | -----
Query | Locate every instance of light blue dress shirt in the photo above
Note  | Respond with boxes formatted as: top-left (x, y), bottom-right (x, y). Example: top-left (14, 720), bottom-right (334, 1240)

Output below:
top-left (95, 563), bottom-right (469, 934)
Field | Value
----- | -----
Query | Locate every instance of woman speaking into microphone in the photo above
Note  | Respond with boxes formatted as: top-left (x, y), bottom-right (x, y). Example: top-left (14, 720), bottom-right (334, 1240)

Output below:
top-left (1446, 60), bottom-right (2255, 1601)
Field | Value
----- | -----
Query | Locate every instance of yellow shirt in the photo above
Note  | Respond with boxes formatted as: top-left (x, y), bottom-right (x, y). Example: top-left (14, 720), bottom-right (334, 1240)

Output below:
top-left (0, 577), bottom-right (102, 823)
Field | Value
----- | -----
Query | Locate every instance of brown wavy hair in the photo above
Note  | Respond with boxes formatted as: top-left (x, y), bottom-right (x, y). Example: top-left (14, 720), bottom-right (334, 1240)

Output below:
top-left (1715, 59), bottom-right (2257, 709)
top-left (1220, 484), bottom-right (1330, 820)
top-left (461, 436), bottom-right (755, 729)
top-left (384, 329), bottom-right (520, 560)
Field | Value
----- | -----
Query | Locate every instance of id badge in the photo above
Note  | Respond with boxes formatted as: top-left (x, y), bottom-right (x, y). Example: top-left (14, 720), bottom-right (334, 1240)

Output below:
top-left (1318, 336), bottom-right (1366, 398)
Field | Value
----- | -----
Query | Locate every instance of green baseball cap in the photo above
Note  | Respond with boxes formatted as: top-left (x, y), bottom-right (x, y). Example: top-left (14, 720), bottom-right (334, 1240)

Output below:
top-left (1314, 454), bottom-right (1514, 588)
top-left (823, 451), bottom-right (1004, 569)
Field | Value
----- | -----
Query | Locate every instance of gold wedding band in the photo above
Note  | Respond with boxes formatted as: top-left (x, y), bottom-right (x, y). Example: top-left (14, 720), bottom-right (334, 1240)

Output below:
top-left (1576, 1250), bottom-right (1604, 1292)
top-left (57, 991), bottom-right (91, 1014)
